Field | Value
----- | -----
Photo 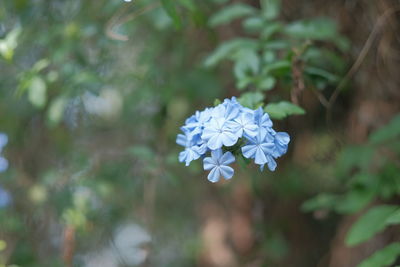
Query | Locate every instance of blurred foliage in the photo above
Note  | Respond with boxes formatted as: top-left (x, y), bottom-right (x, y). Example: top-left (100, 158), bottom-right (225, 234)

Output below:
top-left (303, 114), bottom-right (400, 266)
top-left (0, 0), bottom-right (398, 267)
top-left (204, 0), bottom-right (348, 118)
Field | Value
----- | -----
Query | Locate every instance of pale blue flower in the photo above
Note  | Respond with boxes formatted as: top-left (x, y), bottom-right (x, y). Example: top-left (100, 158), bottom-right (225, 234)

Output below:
top-left (177, 97), bottom-right (291, 181)
top-left (177, 132), bottom-right (207, 166)
top-left (0, 186), bottom-right (11, 208)
top-left (202, 118), bottom-right (238, 150)
top-left (242, 131), bottom-right (275, 166)
top-left (183, 108), bottom-right (213, 139)
top-left (203, 149), bottom-right (235, 183)
top-left (226, 112), bottom-right (258, 139)
top-left (211, 99), bottom-right (240, 121)
top-left (272, 132), bottom-right (290, 158)
top-left (254, 107), bottom-right (273, 135)
top-left (259, 158), bottom-right (277, 172)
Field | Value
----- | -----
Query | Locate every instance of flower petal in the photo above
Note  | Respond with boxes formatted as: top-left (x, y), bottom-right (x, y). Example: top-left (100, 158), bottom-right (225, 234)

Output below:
top-left (221, 132), bottom-right (238, 147)
top-left (211, 149), bottom-right (223, 161)
top-left (178, 151), bottom-right (187, 163)
top-left (220, 165), bottom-right (234, 179)
top-left (203, 157), bottom-right (216, 170)
top-left (176, 134), bottom-right (187, 147)
top-left (276, 132), bottom-right (290, 145)
top-left (254, 147), bottom-right (268, 165)
top-left (242, 144), bottom-right (257, 159)
top-left (201, 127), bottom-right (219, 140)
top-left (267, 156), bottom-right (277, 171)
top-left (207, 134), bottom-right (223, 150)
top-left (207, 167), bottom-right (221, 183)
top-left (260, 142), bottom-right (274, 154)
top-left (219, 151), bottom-right (235, 165)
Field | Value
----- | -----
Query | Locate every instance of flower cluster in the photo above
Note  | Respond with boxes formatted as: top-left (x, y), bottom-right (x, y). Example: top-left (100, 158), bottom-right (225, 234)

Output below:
top-left (0, 133), bottom-right (8, 173)
top-left (177, 97), bottom-right (290, 183)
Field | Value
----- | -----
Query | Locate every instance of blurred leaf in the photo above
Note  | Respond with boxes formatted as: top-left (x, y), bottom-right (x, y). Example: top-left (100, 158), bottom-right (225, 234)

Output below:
top-left (62, 208), bottom-right (87, 229)
top-left (369, 114), bottom-right (400, 144)
top-left (264, 40), bottom-right (290, 50)
top-left (28, 76), bottom-right (47, 109)
top-left (263, 50), bottom-right (276, 63)
top-left (209, 3), bottom-right (256, 27)
top-left (356, 242), bottom-right (400, 267)
top-left (242, 16), bottom-right (264, 32)
top-left (346, 205), bottom-right (398, 247)
top-left (264, 101), bottom-right (305, 119)
top-left (262, 60), bottom-right (291, 76)
top-left (386, 209), bottom-right (400, 225)
top-left (204, 38), bottom-right (258, 67)
top-left (256, 76), bottom-right (276, 91)
top-left (0, 240), bottom-right (6, 251)
top-left (161, 0), bottom-right (182, 28)
top-left (336, 146), bottom-right (374, 177)
top-left (213, 98), bottom-right (222, 106)
top-left (260, 0), bottom-right (281, 20)
top-left (32, 59), bottom-right (50, 73)
top-left (47, 97), bottom-right (67, 126)
top-left (238, 92), bottom-right (264, 109)
top-left (284, 18), bottom-right (338, 41)
top-left (301, 193), bottom-right (338, 212)
top-left (210, 0), bottom-right (229, 3)
top-left (261, 22), bottom-right (283, 40)
top-left (334, 189), bottom-right (375, 214)
top-left (0, 27), bottom-right (21, 61)
top-left (237, 76), bottom-right (254, 89)
top-left (178, 0), bottom-right (196, 11)
top-left (305, 66), bottom-right (339, 83)
top-left (233, 49), bottom-right (260, 80)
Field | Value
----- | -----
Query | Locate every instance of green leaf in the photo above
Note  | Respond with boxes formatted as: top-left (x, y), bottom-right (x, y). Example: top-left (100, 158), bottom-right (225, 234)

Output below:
top-left (262, 60), bottom-right (291, 76)
top-left (301, 193), bottom-right (338, 212)
top-left (284, 18), bottom-right (338, 41)
top-left (242, 16), bottom-right (264, 32)
top-left (238, 92), bottom-right (265, 109)
top-left (334, 189), bottom-right (375, 214)
top-left (28, 76), bottom-right (47, 109)
top-left (32, 58), bottom-right (50, 73)
top-left (263, 50), bottom-right (276, 63)
top-left (237, 76), bottom-right (254, 90)
top-left (264, 101), bottom-right (305, 119)
top-left (346, 205), bottom-right (398, 247)
top-left (204, 38), bottom-right (258, 67)
top-left (357, 242), bottom-right (400, 267)
top-left (336, 146), bottom-right (374, 177)
top-left (369, 115), bottom-right (400, 144)
top-left (0, 27), bottom-right (21, 61)
top-left (213, 98), bottom-right (222, 106)
top-left (161, 0), bottom-right (182, 28)
top-left (47, 97), bottom-right (67, 126)
top-left (178, 0), bottom-right (196, 11)
top-left (260, 22), bottom-right (282, 40)
top-left (304, 66), bottom-right (339, 83)
top-left (386, 209), bottom-right (400, 225)
top-left (256, 76), bottom-right (276, 91)
top-left (233, 49), bottom-right (260, 80)
top-left (260, 0), bottom-right (281, 20)
top-left (263, 40), bottom-right (290, 50)
top-left (209, 3), bottom-right (256, 27)
top-left (0, 240), bottom-right (6, 251)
